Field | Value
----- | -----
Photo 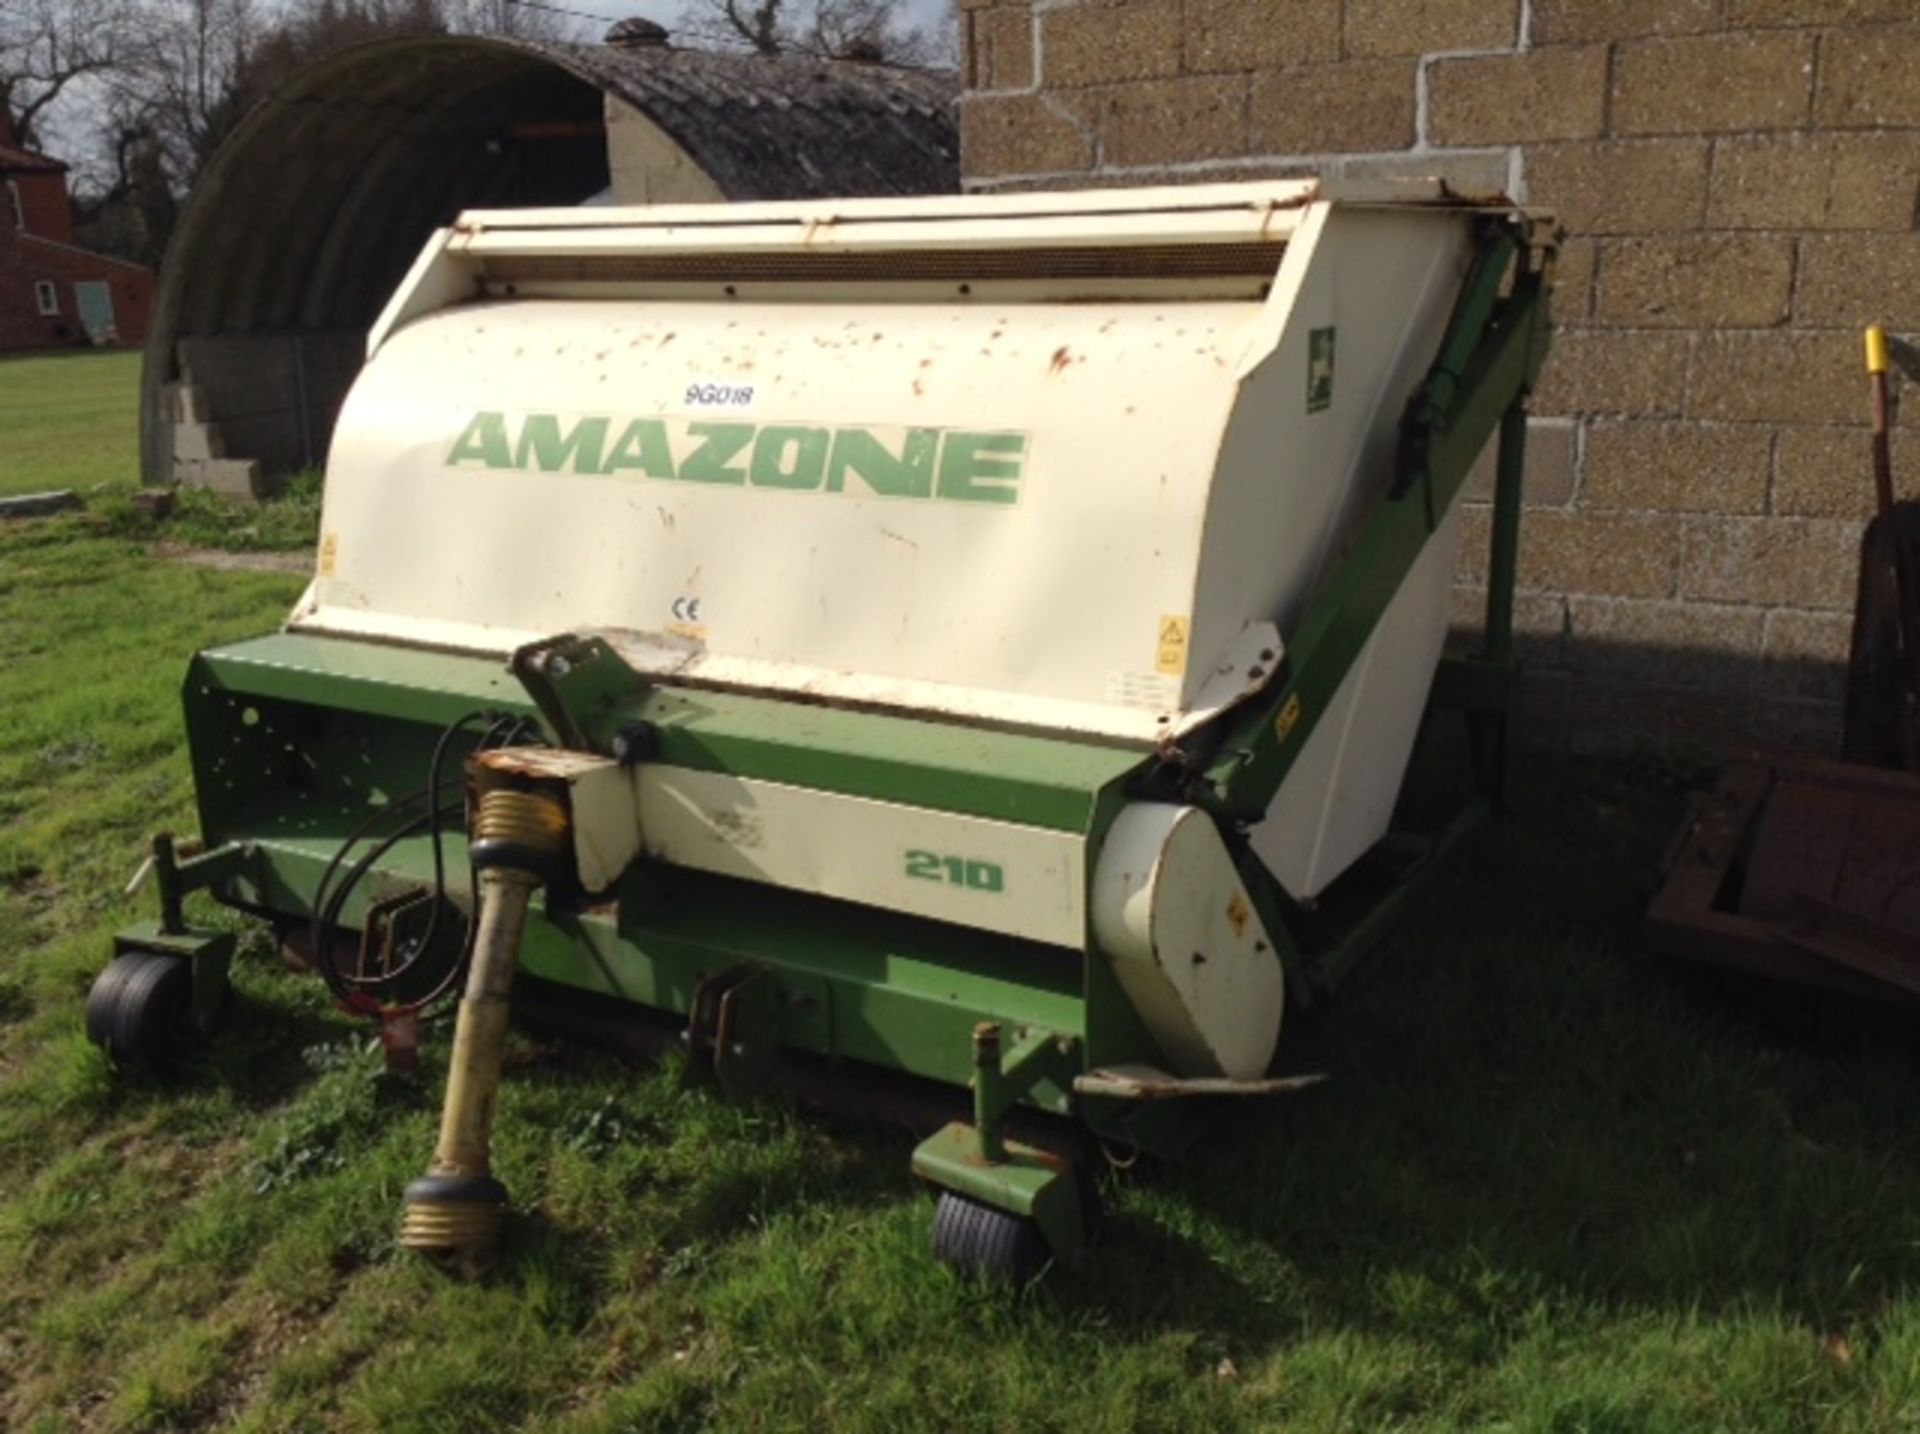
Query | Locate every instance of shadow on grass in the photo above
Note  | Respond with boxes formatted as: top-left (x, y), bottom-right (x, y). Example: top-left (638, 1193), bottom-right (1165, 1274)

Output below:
top-left (1061, 750), bottom-right (1920, 1349)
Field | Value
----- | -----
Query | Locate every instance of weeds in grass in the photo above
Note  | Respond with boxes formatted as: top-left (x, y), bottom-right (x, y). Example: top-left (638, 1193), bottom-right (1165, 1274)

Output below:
top-left (249, 1039), bottom-right (402, 1194)
top-left (89, 469), bottom-right (325, 554)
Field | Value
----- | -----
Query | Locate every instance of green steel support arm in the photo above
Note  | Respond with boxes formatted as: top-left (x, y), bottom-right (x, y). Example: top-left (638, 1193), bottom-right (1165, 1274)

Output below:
top-left (1201, 220), bottom-right (1553, 821)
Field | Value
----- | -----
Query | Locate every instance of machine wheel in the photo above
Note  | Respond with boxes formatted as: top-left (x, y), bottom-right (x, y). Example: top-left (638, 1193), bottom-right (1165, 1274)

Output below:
top-left (85, 952), bottom-right (195, 1074)
top-left (931, 1191), bottom-right (1050, 1282)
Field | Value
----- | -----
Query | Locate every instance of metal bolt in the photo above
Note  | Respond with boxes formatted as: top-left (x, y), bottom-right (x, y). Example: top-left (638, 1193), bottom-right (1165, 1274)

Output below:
top-left (611, 721), bottom-right (662, 766)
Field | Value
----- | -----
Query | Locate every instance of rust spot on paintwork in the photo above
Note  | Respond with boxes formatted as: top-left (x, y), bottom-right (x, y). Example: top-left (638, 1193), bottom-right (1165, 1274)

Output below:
top-left (1048, 346), bottom-right (1074, 374)
top-left (476, 747), bottom-right (607, 780)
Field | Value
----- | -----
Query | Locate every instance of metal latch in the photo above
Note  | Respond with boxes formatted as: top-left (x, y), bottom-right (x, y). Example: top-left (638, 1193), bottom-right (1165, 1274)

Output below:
top-left (685, 964), bottom-right (779, 1101)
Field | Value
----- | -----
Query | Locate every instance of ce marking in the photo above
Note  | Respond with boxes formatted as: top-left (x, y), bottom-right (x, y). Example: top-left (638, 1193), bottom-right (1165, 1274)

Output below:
top-left (671, 596), bottom-right (703, 623)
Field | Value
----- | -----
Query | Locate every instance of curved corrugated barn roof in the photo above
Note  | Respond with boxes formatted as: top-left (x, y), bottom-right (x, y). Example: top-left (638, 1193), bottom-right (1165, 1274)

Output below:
top-left (142, 33), bottom-right (957, 483)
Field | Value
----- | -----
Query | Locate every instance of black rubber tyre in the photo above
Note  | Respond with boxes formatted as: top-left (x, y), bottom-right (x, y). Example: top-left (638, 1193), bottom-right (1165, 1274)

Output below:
top-left (85, 952), bottom-right (194, 1075)
top-left (931, 1191), bottom-right (1050, 1283)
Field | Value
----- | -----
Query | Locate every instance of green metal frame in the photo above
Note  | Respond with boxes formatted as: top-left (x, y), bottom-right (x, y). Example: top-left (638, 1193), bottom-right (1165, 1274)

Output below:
top-left (117, 215), bottom-right (1551, 1263)
top-left (113, 834), bottom-right (248, 1026)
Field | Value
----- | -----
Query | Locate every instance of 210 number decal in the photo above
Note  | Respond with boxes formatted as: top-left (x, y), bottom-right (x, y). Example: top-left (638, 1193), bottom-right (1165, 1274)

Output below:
top-left (904, 850), bottom-right (1005, 893)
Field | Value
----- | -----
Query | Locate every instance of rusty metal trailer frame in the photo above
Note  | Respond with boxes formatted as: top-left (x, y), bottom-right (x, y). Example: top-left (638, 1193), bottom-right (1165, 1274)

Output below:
top-left (1648, 751), bottom-right (1920, 1006)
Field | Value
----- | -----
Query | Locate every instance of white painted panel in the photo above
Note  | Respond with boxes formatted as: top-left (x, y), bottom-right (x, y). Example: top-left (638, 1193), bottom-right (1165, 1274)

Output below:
top-left (633, 767), bottom-right (1088, 949)
top-left (1090, 803), bottom-right (1285, 1078)
top-left (1251, 502), bottom-right (1465, 897)
top-left (303, 181), bottom-right (1509, 755)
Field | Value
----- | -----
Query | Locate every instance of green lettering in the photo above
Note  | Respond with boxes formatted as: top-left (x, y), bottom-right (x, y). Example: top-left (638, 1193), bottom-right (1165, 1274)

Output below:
top-left (447, 411), bottom-right (511, 469)
top-left (449, 414), bottom-right (1028, 502)
top-left (750, 426), bottom-right (830, 490)
top-left (514, 414), bottom-right (610, 474)
top-left (679, 422), bottom-right (753, 484)
top-left (826, 428), bottom-right (936, 498)
top-left (602, 418), bottom-right (677, 479)
top-left (935, 431), bottom-right (1025, 505)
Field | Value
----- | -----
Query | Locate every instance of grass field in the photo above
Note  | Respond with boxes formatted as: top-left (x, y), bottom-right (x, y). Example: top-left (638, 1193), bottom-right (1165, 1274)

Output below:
top-left (3, 351), bottom-right (1920, 1430)
top-left (0, 351), bottom-right (144, 498)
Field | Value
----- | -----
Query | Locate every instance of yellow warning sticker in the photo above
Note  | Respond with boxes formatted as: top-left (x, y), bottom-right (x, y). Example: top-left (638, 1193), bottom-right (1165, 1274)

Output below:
top-left (1226, 891), bottom-right (1250, 940)
top-left (317, 532), bottom-right (339, 578)
top-left (1274, 692), bottom-right (1304, 744)
top-left (1155, 615), bottom-right (1191, 676)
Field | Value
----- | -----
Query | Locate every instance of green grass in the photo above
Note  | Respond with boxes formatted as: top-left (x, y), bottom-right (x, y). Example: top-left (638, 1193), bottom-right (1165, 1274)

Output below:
top-left (0, 351), bottom-right (144, 497)
top-left (93, 471), bottom-right (327, 554)
top-left (4, 354), bottom-right (1920, 1430)
top-left (3, 350), bottom-right (322, 553)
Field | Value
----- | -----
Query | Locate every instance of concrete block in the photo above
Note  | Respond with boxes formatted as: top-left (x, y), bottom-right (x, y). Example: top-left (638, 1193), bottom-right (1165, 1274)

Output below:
top-left (1817, 23), bottom-right (1920, 128)
top-left (1457, 505), bottom-right (1682, 598)
top-left (1611, 31), bottom-right (1814, 136)
top-left (962, 95), bottom-right (1093, 177)
top-left (1566, 595), bottom-right (1765, 688)
top-left (1687, 332), bottom-right (1859, 425)
top-left (1523, 140), bottom-right (1709, 235)
top-left (1462, 416), bottom-right (1577, 506)
top-left (1039, 1), bottom-right (1181, 88)
top-left (1582, 420), bottom-right (1771, 514)
top-left (1709, 133), bottom-right (1920, 232)
top-left (1552, 237), bottom-right (1596, 326)
top-left (1344, 0), bottom-right (1517, 57)
top-left (1186, 0), bottom-right (1338, 72)
top-left (1594, 235), bottom-right (1793, 329)
top-left (1678, 515), bottom-right (1862, 609)
top-left (966, 5), bottom-right (1034, 91)
top-left (165, 382), bottom-right (210, 425)
top-left (1340, 150), bottom-right (1510, 194)
top-left (1251, 61), bottom-right (1415, 155)
top-left (1100, 77), bottom-right (1249, 167)
top-left (172, 421), bottom-right (226, 462)
top-left (1731, 0), bottom-right (1911, 22)
top-left (1772, 425), bottom-right (1915, 519)
top-left (1428, 46), bottom-right (1608, 146)
top-left (1533, 0), bottom-right (1716, 43)
top-left (1795, 234), bottom-right (1920, 328)
top-left (1532, 328), bottom-right (1691, 419)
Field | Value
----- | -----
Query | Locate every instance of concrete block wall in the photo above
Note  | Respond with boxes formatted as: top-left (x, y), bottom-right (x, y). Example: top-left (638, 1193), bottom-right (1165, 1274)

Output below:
top-left (960, 0), bottom-right (1920, 752)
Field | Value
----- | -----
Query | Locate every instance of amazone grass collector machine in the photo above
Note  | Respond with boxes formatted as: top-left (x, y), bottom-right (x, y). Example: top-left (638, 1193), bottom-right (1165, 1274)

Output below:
top-left (93, 180), bottom-right (1552, 1278)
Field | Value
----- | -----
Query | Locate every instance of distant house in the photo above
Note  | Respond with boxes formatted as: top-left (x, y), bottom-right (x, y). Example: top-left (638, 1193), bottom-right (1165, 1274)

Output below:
top-left (0, 113), bottom-right (154, 352)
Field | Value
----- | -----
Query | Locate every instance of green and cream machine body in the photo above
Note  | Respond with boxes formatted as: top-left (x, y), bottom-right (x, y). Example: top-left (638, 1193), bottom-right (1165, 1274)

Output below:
top-left (99, 178), bottom-right (1552, 1276)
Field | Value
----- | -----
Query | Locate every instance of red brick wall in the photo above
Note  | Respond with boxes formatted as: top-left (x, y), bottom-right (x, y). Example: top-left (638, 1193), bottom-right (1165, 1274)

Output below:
top-left (961, 0), bottom-right (1920, 752)
top-left (7, 171), bottom-right (77, 245)
top-left (0, 227), bottom-right (154, 350)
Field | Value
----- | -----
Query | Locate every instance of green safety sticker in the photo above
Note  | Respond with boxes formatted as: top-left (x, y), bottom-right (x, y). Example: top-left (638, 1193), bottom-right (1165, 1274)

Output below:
top-left (1307, 326), bottom-right (1336, 414)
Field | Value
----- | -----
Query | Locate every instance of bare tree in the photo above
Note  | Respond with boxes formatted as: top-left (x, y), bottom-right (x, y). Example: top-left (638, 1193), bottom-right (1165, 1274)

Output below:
top-left (121, 0), bottom-right (260, 177)
top-left (439, 0), bottom-right (572, 40)
top-left (0, 0), bottom-right (145, 150)
top-left (676, 0), bottom-right (952, 66)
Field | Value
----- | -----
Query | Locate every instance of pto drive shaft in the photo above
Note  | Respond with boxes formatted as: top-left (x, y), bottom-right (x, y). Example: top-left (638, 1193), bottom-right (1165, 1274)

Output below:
top-left (401, 784), bottom-right (569, 1262)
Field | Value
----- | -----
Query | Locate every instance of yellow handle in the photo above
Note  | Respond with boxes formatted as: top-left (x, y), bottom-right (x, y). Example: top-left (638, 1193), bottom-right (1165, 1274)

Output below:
top-left (1867, 325), bottom-right (1890, 376)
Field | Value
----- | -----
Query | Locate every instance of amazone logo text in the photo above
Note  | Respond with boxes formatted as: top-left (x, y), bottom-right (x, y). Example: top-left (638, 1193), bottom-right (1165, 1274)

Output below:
top-left (447, 412), bottom-right (1026, 505)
